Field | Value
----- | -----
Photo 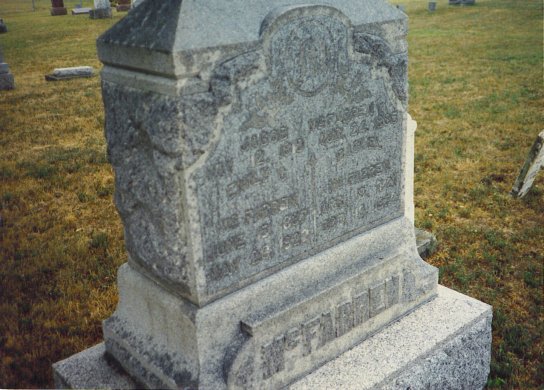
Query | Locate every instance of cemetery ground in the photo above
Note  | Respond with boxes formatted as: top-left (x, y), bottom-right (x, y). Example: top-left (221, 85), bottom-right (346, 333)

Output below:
top-left (0, 0), bottom-right (541, 387)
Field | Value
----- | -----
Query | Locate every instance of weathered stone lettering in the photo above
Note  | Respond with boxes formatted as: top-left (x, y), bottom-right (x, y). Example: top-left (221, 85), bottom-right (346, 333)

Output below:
top-left (335, 301), bottom-right (354, 337)
top-left (370, 282), bottom-right (387, 317)
top-left (319, 312), bottom-right (335, 347)
top-left (261, 336), bottom-right (285, 379)
top-left (353, 291), bottom-right (370, 326)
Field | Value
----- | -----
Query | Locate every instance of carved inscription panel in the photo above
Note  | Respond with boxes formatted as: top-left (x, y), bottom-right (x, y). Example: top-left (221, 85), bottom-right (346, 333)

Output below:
top-left (192, 11), bottom-right (404, 295)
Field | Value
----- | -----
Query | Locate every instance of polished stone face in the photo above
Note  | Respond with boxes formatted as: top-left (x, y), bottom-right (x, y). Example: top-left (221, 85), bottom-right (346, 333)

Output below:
top-left (191, 8), bottom-right (407, 297)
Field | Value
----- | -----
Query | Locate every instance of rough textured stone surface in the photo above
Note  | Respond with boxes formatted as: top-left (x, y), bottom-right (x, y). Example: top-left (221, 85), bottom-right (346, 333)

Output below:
top-left (53, 344), bottom-right (138, 389)
top-left (511, 131), bottom-right (544, 198)
top-left (290, 285), bottom-right (492, 389)
top-left (53, 286), bottom-right (491, 389)
top-left (100, 2), bottom-right (415, 306)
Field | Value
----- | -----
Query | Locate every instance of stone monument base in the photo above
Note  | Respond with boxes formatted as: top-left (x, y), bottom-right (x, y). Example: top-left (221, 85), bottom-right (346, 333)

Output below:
top-left (53, 285), bottom-right (491, 389)
top-left (50, 7), bottom-right (68, 16)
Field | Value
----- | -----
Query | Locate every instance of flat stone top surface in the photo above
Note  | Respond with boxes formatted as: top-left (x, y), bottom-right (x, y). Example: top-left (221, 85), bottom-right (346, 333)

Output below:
top-left (53, 285), bottom-right (491, 389)
top-left (100, 0), bottom-right (405, 52)
top-left (291, 285), bottom-right (491, 389)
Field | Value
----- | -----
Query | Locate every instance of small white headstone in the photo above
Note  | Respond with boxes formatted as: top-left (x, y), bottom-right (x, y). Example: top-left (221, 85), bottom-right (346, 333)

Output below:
top-left (511, 131), bottom-right (544, 198)
top-left (94, 0), bottom-right (109, 9)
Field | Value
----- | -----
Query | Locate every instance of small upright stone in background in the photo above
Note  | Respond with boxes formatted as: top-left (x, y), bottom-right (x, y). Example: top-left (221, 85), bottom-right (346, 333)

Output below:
top-left (90, 0), bottom-right (112, 19)
top-left (428, 1), bottom-right (437, 11)
top-left (0, 18), bottom-right (7, 33)
top-left (511, 131), bottom-right (544, 198)
top-left (116, 0), bottom-right (131, 12)
top-left (0, 46), bottom-right (15, 90)
top-left (50, 0), bottom-right (67, 16)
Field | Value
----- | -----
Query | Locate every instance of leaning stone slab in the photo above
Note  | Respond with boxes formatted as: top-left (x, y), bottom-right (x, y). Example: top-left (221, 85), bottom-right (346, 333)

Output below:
top-left (511, 131), bottom-right (544, 198)
top-left (53, 285), bottom-right (492, 389)
top-left (45, 66), bottom-right (94, 81)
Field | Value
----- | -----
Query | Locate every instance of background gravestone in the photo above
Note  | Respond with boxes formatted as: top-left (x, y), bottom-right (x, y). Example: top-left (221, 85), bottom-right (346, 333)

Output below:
top-left (90, 0), bottom-right (111, 19)
top-left (50, 0), bottom-right (67, 16)
top-left (0, 47), bottom-right (15, 90)
top-left (53, 1), bottom-right (491, 388)
top-left (511, 131), bottom-right (544, 198)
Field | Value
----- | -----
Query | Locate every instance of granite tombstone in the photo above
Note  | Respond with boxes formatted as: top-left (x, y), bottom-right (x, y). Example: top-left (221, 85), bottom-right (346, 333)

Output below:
top-left (53, 1), bottom-right (491, 388)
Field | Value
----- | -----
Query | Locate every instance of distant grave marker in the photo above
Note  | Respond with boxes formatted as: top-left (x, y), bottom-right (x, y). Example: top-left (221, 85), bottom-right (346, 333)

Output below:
top-left (50, 0), bottom-right (67, 16)
top-left (90, 0), bottom-right (112, 19)
top-left (0, 46), bottom-right (15, 90)
top-left (511, 131), bottom-right (544, 198)
top-left (0, 19), bottom-right (7, 33)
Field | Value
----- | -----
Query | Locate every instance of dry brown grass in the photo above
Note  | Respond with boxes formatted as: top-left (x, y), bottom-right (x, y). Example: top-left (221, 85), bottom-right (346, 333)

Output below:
top-left (0, 0), bottom-right (542, 388)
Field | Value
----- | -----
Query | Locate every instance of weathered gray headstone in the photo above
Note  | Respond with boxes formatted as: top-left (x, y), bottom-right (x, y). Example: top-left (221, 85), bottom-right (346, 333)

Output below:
top-left (0, 47), bottom-right (15, 90)
top-left (90, 0), bottom-right (111, 19)
top-left (53, 1), bottom-right (491, 388)
top-left (511, 131), bottom-right (544, 198)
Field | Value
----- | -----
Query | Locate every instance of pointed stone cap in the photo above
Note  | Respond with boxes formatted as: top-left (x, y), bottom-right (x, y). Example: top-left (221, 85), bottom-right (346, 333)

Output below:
top-left (97, 0), bottom-right (405, 78)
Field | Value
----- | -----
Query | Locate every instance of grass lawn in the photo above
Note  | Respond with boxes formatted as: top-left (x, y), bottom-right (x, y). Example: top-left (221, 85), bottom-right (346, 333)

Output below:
top-left (0, 0), bottom-right (542, 388)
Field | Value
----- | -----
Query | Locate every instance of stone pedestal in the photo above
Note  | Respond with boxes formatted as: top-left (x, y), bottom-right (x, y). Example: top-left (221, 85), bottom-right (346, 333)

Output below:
top-left (51, 0), bottom-right (67, 16)
top-left (53, 285), bottom-right (492, 389)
